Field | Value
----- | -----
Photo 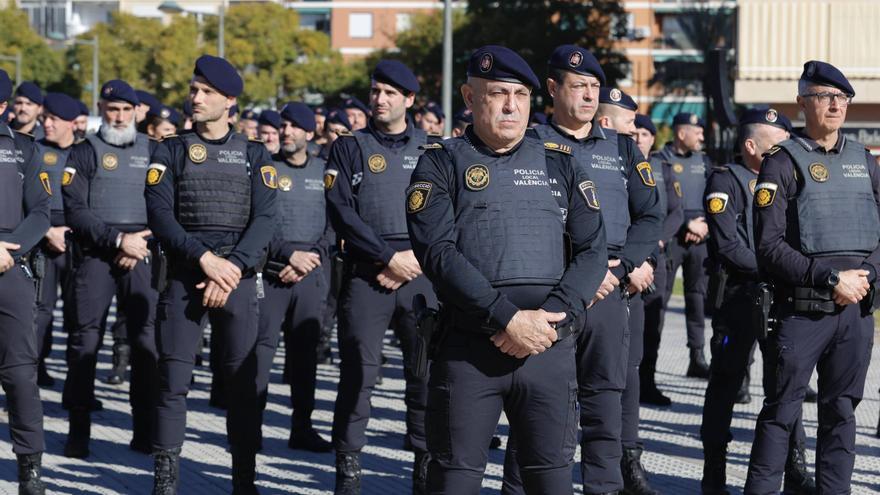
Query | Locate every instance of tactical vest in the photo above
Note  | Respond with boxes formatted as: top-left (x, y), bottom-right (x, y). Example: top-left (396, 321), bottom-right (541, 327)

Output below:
top-left (781, 137), bottom-right (880, 256)
top-left (535, 124), bottom-right (630, 249)
top-left (726, 163), bottom-right (758, 251)
top-left (274, 155), bottom-right (327, 244)
top-left (34, 139), bottom-right (71, 216)
top-left (178, 132), bottom-right (252, 232)
top-left (443, 133), bottom-right (565, 286)
top-left (662, 146), bottom-right (707, 214)
top-left (353, 128), bottom-right (426, 239)
top-left (650, 155), bottom-right (667, 217)
top-left (0, 125), bottom-right (23, 233)
top-left (86, 133), bottom-right (150, 225)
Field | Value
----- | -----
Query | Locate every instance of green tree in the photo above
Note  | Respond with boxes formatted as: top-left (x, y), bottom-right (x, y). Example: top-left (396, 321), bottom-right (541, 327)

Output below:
top-left (0, 7), bottom-right (64, 89)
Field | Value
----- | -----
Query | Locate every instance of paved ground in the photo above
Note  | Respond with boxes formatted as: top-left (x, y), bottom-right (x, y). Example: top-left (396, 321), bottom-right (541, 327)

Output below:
top-left (1, 294), bottom-right (879, 494)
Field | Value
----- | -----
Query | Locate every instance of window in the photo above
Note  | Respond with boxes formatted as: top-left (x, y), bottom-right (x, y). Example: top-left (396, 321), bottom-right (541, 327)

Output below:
top-left (349, 12), bottom-right (373, 39)
top-left (396, 13), bottom-right (412, 33)
top-left (619, 62), bottom-right (634, 87)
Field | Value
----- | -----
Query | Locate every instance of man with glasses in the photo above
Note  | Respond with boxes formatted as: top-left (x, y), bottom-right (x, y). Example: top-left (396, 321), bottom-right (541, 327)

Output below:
top-left (746, 60), bottom-right (877, 494)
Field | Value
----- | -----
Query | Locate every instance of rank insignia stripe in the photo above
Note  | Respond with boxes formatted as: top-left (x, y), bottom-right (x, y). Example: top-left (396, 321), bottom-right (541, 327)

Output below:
top-left (419, 143), bottom-right (443, 150)
top-left (406, 181), bottom-right (433, 214)
top-left (754, 182), bottom-right (778, 208)
top-left (706, 192), bottom-right (728, 214)
top-left (636, 161), bottom-right (656, 187)
top-left (39, 172), bottom-right (52, 195)
top-left (544, 142), bottom-right (572, 154)
top-left (260, 165), bottom-right (278, 189)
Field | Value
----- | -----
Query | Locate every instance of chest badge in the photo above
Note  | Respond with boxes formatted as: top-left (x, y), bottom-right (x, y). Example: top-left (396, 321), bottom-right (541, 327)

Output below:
top-left (808, 162), bottom-right (829, 182)
top-left (43, 151), bottom-right (58, 166)
top-left (188, 143), bottom-right (208, 164)
top-left (279, 175), bottom-right (292, 191)
top-left (465, 164), bottom-right (489, 191)
top-left (748, 179), bottom-right (757, 194)
top-left (368, 154), bottom-right (387, 173)
top-left (102, 153), bottom-right (118, 171)
top-left (672, 163), bottom-right (684, 174)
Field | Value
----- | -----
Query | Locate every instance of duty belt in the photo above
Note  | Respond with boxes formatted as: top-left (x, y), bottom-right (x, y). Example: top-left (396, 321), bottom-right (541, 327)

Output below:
top-left (779, 286), bottom-right (836, 314)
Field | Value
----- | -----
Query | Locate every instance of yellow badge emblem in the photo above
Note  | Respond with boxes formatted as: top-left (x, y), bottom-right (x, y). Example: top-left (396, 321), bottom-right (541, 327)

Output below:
top-left (673, 181), bottom-right (682, 198)
top-left (673, 163), bottom-right (684, 174)
top-left (43, 151), bottom-right (58, 166)
top-left (188, 143), bottom-right (208, 164)
top-left (102, 153), bottom-right (118, 171)
top-left (465, 164), bottom-right (489, 191)
top-left (706, 192), bottom-right (728, 214)
top-left (406, 182), bottom-right (433, 214)
top-left (809, 162), bottom-right (829, 182)
top-left (578, 180), bottom-right (601, 210)
top-left (279, 175), bottom-right (292, 192)
top-left (39, 172), bottom-right (52, 196)
top-left (62, 167), bottom-right (76, 186)
top-left (324, 169), bottom-right (338, 190)
top-left (749, 179), bottom-right (757, 194)
top-left (754, 182), bottom-right (778, 208)
top-left (636, 161), bottom-right (656, 187)
top-left (368, 154), bottom-right (387, 173)
top-left (260, 165), bottom-right (278, 189)
top-left (146, 164), bottom-right (166, 186)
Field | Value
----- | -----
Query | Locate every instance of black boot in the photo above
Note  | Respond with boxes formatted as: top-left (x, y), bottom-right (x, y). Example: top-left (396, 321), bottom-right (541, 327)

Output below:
top-left (231, 449), bottom-right (259, 495)
top-left (130, 409), bottom-right (152, 454)
top-left (639, 367), bottom-right (671, 406)
top-left (701, 443), bottom-right (729, 494)
top-left (17, 453), bottom-right (45, 495)
top-left (36, 362), bottom-right (54, 388)
top-left (335, 451), bottom-right (361, 495)
top-left (687, 347), bottom-right (711, 379)
top-left (106, 342), bottom-right (130, 385)
top-left (783, 442), bottom-right (816, 494)
top-left (735, 371), bottom-right (752, 404)
top-left (153, 448), bottom-right (180, 495)
top-left (413, 451), bottom-right (430, 495)
top-left (621, 447), bottom-right (658, 495)
top-left (64, 408), bottom-right (90, 458)
top-left (804, 385), bottom-right (818, 403)
top-left (288, 418), bottom-right (332, 453)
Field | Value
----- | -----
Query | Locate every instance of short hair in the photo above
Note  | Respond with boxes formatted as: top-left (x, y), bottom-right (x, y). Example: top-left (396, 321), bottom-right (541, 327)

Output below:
top-left (547, 67), bottom-right (569, 85)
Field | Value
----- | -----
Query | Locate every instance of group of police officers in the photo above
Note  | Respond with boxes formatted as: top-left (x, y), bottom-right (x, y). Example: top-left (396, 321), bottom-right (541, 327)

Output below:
top-left (0, 39), bottom-right (877, 495)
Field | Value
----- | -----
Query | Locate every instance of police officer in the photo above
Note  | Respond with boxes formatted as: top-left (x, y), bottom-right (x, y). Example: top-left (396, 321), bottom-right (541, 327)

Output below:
top-left (61, 79), bottom-right (160, 458)
top-left (74, 100), bottom-right (90, 140)
top-left (237, 108), bottom-right (259, 139)
top-left (146, 55), bottom-right (277, 494)
top-left (529, 50), bottom-right (661, 495)
top-left (257, 110), bottom-right (282, 154)
top-left (32, 93), bottom-right (81, 389)
top-left (701, 108), bottom-right (815, 495)
top-left (655, 112), bottom-right (713, 378)
top-left (408, 44), bottom-right (608, 494)
top-left (253, 101), bottom-right (333, 453)
top-left (416, 102), bottom-right (444, 135)
top-left (0, 68), bottom-right (49, 495)
top-left (181, 100), bottom-right (194, 131)
top-left (12, 82), bottom-right (45, 140)
top-left (326, 59), bottom-right (437, 494)
top-left (145, 105), bottom-right (181, 141)
top-left (319, 108), bottom-right (352, 159)
top-left (746, 61), bottom-right (878, 494)
top-left (135, 90), bottom-right (160, 127)
top-left (634, 114), bottom-right (683, 407)
top-left (342, 96), bottom-right (369, 131)
top-left (450, 108), bottom-right (472, 138)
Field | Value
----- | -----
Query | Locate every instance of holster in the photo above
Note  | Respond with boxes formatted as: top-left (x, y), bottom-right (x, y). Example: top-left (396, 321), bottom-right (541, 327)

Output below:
top-left (150, 241), bottom-right (168, 293)
top-left (860, 286), bottom-right (879, 317)
top-left (753, 282), bottom-right (775, 341)
top-left (711, 266), bottom-right (729, 311)
top-left (30, 249), bottom-right (46, 299)
top-left (263, 260), bottom-right (287, 280)
top-left (412, 295), bottom-right (441, 378)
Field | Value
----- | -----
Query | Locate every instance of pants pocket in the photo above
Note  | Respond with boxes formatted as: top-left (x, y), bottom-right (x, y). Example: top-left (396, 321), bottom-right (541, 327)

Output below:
top-left (562, 381), bottom-right (578, 462)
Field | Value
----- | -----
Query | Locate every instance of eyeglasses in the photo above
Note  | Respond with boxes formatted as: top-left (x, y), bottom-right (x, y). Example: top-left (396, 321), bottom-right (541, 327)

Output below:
top-left (800, 92), bottom-right (852, 107)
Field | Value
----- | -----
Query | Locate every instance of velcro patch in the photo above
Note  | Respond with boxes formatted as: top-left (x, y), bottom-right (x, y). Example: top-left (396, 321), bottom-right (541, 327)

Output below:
top-left (39, 172), bottom-right (52, 196)
top-left (62, 167), bottom-right (76, 186)
top-left (406, 182), bottom-right (433, 213)
top-left (578, 180), bottom-right (600, 210)
top-left (544, 142), bottom-right (572, 154)
top-left (754, 182), bottom-right (778, 208)
top-left (324, 169), bottom-right (338, 190)
top-left (146, 163), bottom-right (167, 186)
top-left (260, 165), bottom-right (278, 189)
top-left (419, 143), bottom-right (443, 150)
top-left (636, 161), bottom-right (656, 187)
top-left (706, 192), bottom-right (728, 214)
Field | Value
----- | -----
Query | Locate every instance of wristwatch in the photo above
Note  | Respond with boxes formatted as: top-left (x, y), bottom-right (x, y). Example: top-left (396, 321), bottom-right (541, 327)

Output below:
top-left (826, 268), bottom-right (840, 288)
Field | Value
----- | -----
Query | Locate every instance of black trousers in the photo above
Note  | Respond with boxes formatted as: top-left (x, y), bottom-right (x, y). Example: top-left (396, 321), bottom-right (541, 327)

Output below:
top-left (621, 291), bottom-right (644, 449)
top-left (641, 251), bottom-right (669, 385)
top-left (665, 237), bottom-right (709, 349)
top-left (34, 245), bottom-right (72, 366)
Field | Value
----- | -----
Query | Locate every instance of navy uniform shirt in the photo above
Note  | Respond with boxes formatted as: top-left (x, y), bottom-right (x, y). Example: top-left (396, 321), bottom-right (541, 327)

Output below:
top-left (63, 135), bottom-right (159, 249)
top-left (705, 164), bottom-right (759, 279)
top-left (0, 129), bottom-right (50, 260)
top-left (407, 127), bottom-right (608, 330)
top-left (658, 142), bottom-right (713, 227)
top-left (754, 129), bottom-right (880, 286)
top-left (145, 128), bottom-right (277, 272)
top-left (324, 119), bottom-right (442, 265)
top-left (648, 160), bottom-right (683, 264)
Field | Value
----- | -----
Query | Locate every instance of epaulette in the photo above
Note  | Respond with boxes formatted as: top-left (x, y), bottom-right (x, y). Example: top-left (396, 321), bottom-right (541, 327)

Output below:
top-left (544, 142), bottom-right (572, 154)
top-left (248, 135), bottom-right (264, 143)
top-left (712, 165), bottom-right (730, 172)
top-left (764, 145), bottom-right (781, 157)
top-left (148, 135), bottom-right (159, 142)
top-left (337, 129), bottom-right (353, 137)
top-left (163, 134), bottom-right (178, 139)
top-left (428, 132), bottom-right (443, 138)
top-left (419, 142), bottom-right (443, 151)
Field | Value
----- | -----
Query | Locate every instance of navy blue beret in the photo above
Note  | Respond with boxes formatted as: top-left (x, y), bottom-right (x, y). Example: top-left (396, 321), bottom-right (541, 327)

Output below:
top-left (530, 112), bottom-right (547, 125)
top-left (258, 110), bottom-right (282, 130)
top-left (343, 97), bottom-right (369, 115)
top-left (599, 87), bottom-right (637, 111)
top-left (548, 45), bottom-right (606, 86)
top-left (15, 81), bottom-right (43, 105)
top-left (100, 80), bottom-right (139, 106)
top-left (373, 59), bottom-right (420, 94)
top-left (326, 108), bottom-right (352, 131)
top-left (0, 69), bottom-right (11, 101)
top-left (77, 100), bottom-right (89, 116)
top-left (421, 101), bottom-right (444, 121)
top-left (194, 55), bottom-right (243, 97)
top-left (313, 105), bottom-right (327, 116)
top-left (801, 60), bottom-right (855, 97)
top-left (672, 112), bottom-right (704, 128)
top-left (280, 102), bottom-right (316, 132)
top-left (739, 107), bottom-right (791, 132)
top-left (148, 104), bottom-right (180, 126)
top-left (634, 114), bottom-right (656, 135)
top-left (468, 45), bottom-right (540, 89)
top-left (453, 108), bottom-right (473, 124)
top-left (182, 99), bottom-right (193, 117)
top-left (135, 90), bottom-right (159, 110)
top-left (43, 93), bottom-right (80, 121)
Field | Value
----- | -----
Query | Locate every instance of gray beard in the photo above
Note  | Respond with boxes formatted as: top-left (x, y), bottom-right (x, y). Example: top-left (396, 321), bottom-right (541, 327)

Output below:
top-left (99, 120), bottom-right (137, 146)
top-left (282, 142), bottom-right (298, 154)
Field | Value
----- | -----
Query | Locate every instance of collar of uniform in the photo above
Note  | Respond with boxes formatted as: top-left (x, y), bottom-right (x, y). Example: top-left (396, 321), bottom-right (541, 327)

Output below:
top-left (463, 125), bottom-right (526, 157)
top-left (38, 137), bottom-right (73, 151)
top-left (664, 142), bottom-right (694, 158)
top-left (366, 117), bottom-right (411, 146)
top-left (549, 119), bottom-right (606, 143)
top-left (274, 151), bottom-right (310, 168)
top-left (193, 126), bottom-right (236, 145)
top-left (0, 122), bottom-right (13, 139)
top-left (792, 127), bottom-right (845, 153)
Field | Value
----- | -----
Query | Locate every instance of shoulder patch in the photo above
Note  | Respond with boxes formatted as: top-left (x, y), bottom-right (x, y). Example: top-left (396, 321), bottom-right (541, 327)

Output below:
top-left (406, 181), bottom-right (433, 214)
top-left (324, 169), bottom-right (339, 190)
top-left (62, 167), bottom-right (77, 186)
top-left (248, 136), bottom-right (264, 143)
top-left (636, 161), bottom-right (656, 187)
top-left (754, 182), bottom-right (778, 208)
top-left (544, 142), bottom-right (572, 154)
top-left (705, 192), bottom-right (729, 214)
top-left (712, 165), bottom-right (730, 172)
top-left (39, 172), bottom-right (52, 196)
top-left (419, 143), bottom-right (444, 151)
top-left (260, 165), bottom-right (278, 189)
top-left (673, 181), bottom-right (682, 198)
top-left (146, 163), bottom-right (167, 186)
top-left (428, 132), bottom-right (443, 138)
top-left (337, 129), bottom-right (353, 137)
top-left (765, 145), bottom-right (781, 156)
top-left (578, 180), bottom-right (601, 210)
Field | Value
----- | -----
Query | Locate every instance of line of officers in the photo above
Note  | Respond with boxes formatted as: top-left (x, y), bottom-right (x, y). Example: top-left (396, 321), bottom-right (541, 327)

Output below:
top-left (0, 42), bottom-right (876, 495)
